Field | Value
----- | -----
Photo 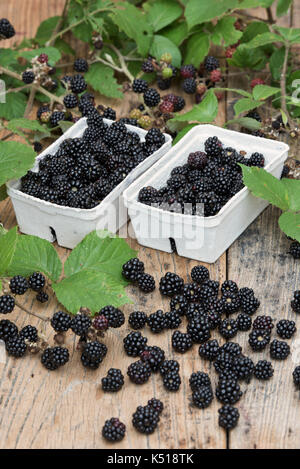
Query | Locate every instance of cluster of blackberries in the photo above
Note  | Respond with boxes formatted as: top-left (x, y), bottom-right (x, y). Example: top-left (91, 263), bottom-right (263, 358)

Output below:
top-left (179, 57), bottom-right (222, 102)
top-left (141, 55), bottom-right (177, 91)
top-left (248, 314), bottom-right (292, 360)
top-left (122, 258), bottom-right (155, 293)
top-left (189, 371), bottom-right (213, 409)
top-left (138, 136), bottom-right (265, 217)
top-left (20, 111), bottom-right (165, 209)
top-left (0, 318), bottom-right (39, 358)
top-left (128, 309), bottom-right (181, 334)
top-left (0, 18), bottom-right (15, 39)
top-left (0, 273), bottom-right (48, 308)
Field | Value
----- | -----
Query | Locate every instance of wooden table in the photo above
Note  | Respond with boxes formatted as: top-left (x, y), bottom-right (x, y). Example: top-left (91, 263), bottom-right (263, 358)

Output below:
top-left (0, 0), bottom-right (299, 449)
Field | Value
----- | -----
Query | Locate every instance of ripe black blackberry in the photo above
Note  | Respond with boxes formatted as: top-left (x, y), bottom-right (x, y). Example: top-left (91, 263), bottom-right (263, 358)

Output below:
top-left (254, 360), bottom-right (274, 380)
top-left (123, 331), bottom-right (147, 357)
top-left (221, 280), bottom-right (239, 296)
top-left (5, 335), bottom-right (27, 358)
top-left (221, 295), bottom-right (241, 315)
top-left (122, 257), bottom-right (144, 282)
top-left (142, 59), bottom-right (154, 73)
top-left (102, 368), bottom-right (124, 392)
top-left (253, 315), bottom-right (274, 332)
top-left (234, 356), bottom-right (254, 382)
top-left (132, 404), bottom-right (160, 434)
top-left (220, 342), bottom-right (242, 357)
top-left (70, 74), bottom-right (87, 94)
top-left (165, 311), bottom-right (182, 329)
top-left (148, 398), bottom-right (164, 414)
top-left (240, 292), bottom-right (260, 315)
top-left (270, 339), bottom-right (290, 360)
top-left (218, 319), bottom-right (238, 340)
top-left (249, 329), bottom-right (271, 351)
top-left (0, 295), bottom-right (15, 314)
top-left (199, 339), bottom-right (220, 361)
top-left (81, 341), bottom-right (107, 369)
top-left (0, 319), bottom-right (18, 342)
top-left (291, 290), bottom-right (300, 313)
top-left (127, 360), bottom-right (152, 384)
top-left (63, 93), bottom-right (78, 109)
top-left (191, 265), bottom-right (209, 284)
top-left (99, 305), bottom-right (125, 328)
top-left (218, 404), bottom-right (239, 430)
top-left (128, 311), bottom-right (147, 330)
top-left (192, 386), bottom-right (213, 409)
top-left (216, 379), bottom-right (242, 405)
top-left (159, 272), bottom-right (184, 297)
top-left (248, 152), bottom-right (265, 167)
top-left (36, 291), bottom-right (49, 303)
top-left (246, 110), bottom-right (262, 122)
top-left (10, 275), bottom-right (29, 295)
top-left (187, 316), bottom-right (211, 343)
top-left (204, 136), bottom-right (222, 157)
top-left (182, 78), bottom-right (196, 94)
top-left (74, 58), bottom-right (89, 73)
top-left (102, 418), bottom-right (126, 442)
top-left (276, 319), bottom-right (296, 339)
top-left (50, 111), bottom-right (66, 127)
top-left (41, 346), bottom-right (69, 370)
top-left (20, 325), bottom-right (38, 342)
top-left (289, 241), bottom-right (300, 259)
top-left (145, 128), bottom-right (165, 147)
top-left (162, 370), bottom-right (181, 391)
top-left (22, 70), bottom-right (35, 84)
top-left (138, 273), bottom-right (156, 293)
top-left (170, 294), bottom-right (188, 316)
top-left (293, 366), bottom-right (300, 388)
top-left (70, 313), bottom-right (92, 336)
top-left (183, 282), bottom-right (201, 302)
top-left (204, 56), bottom-right (220, 71)
top-left (103, 107), bottom-right (116, 120)
top-left (138, 186), bottom-right (159, 205)
top-left (173, 96), bottom-right (185, 112)
top-left (143, 88), bottom-right (160, 107)
top-left (28, 272), bottom-right (45, 292)
top-left (172, 330), bottom-right (193, 353)
top-left (0, 18), bottom-right (15, 39)
top-left (139, 345), bottom-right (165, 372)
top-left (219, 369), bottom-right (238, 381)
top-left (206, 310), bottom-right (222, 330)
top-left (214, 351), bottom-right (236, 375)
top-left (236, 313), bottom-right (252, 331)
top-left (160, 359), bottom-right (180, 376)
top-left (132, 78), bottom-right (148, 93)
top-left (189, 371), bottom-right (211, 390)
top-left (51, 311), bottom-right (71, 333)
top-left (147, 309), bottom-right (168, 333)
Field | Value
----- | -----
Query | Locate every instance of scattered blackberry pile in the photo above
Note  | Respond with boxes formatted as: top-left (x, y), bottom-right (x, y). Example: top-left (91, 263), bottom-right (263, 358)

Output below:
top-left (20, 115), bottom-right (165, 209)
top-left (122, 257), bottom-right (155, 293)
top-left (138, 137), bottom-right (265, 216)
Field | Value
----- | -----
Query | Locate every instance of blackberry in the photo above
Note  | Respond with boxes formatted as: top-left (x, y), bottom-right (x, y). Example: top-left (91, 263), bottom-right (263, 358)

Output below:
top-left (206, 310), bottom-right (222, 330)
top-left (70, 313), bottom-right (92, 336)
top-left (216, 379), bottom-right (242, 405)
top-left (221, 280), bottom-right (239, 296)
top-left (128, 311), bottom-right (147, 330)
top-left (219, 369), bottom-right (238, 381)
top-left (240, 293), bottom-right (260, 315)
top-left (289, 241), bottom-right (300, 259)
top-left (180, 64), bottom-right (196, 79)
top-left (81, 341), bottom-right (107, 369)
top-left (253, 315), bottom-right (274, 331)
top-left (138, 186), bottom-right (159, 205)
top-left (70, 74), bottom-right (87, 94)
top-left (51, 311), bottom-right (71, 333)
top-left (293, 366), bottom-right (300, 388)
top-left (100, 305), bottom-right (125, 328)
top-left (192, 386), bottom-right (213, 409)
top-left (147, 309), bottom-right (168, 333)
top-left (248, 152), bottom-right (265, 168)
top-left (246, 110), bottom-right (262, 122)
top-left (0, 295), bottom-right (15, 314)
top-left (182, 78), bottom-right (196, 94)
top-left (139, 345), bottom-right (165, 372)
top-left (36, 291), bottom-right (49, 303)
top-left (102, 418), bottom-right (126, 442)
top-left (5, 335), bottom-right (27, 358)
top-left (122, 257), bottom-right (144, 282)
top-left (189, 371), bottom-right (211, 390)
top-left (103, 107), bottom-right (116, 120)
top-left (185, 303), bottom-right (207, 322)
top-left (276, 319), bottom-right (296, 339)
top-left (173, 96), bottom-right (185, 112)
top-left (74, 58), bottom-right (89, 73)
top-left (92, 314), bottom-right (109, 332)
top-left (132, 405), bottom-right (160, 434)
top-left (10, 275), bottom-right (28, 295)
top-left (0, 319), bottom-right (18, 342)
top-left (220, 342), bottom-right (242, 357)
top-left (204, 136), bottom-right (222, 157)
top-left (254, 360), bottom-right (274, 380)
top-left (147, 398), bottom-right (164, 414)
top-left (127, 360), bottom-right (151, 384)
top-left (159, 359), bottom-right (180, 376)
top-left (199, 339), bottom-right (220, 361)
top-left (123, 331), bottom-right (147, 357)
top-left (20, 325), bottom-right (38, 342)
top-left (218, 319), bottom-right (238, 340)
top-left (191, 265), bottom-right (209, 284)
top-left (142, 59), bottom-right (154, 73)
top-left (187, 316), bottom-right (211, 343)
top-left (218, 405), bottom-right (239, 430)
top-left (138, 273), bottom-right (156, 293)
top-left (163, 370), bottom-right (181, 391)
top-left (41, 346), bottom-right (69, 370)
top-left (172, 330), bottom-right (193, 353)
top-left (234, 356), bottom-right (254, 381)
top-left (270, 339), bottom-right (290, 360)
top-left (214, 351), bottom-right (236, 375)
top-left (165, 311), bottom-right (182, 329)
top-left (281, 164), bottom-right (289, 178)
top-left (63, 94), bottom-right (78, 109)
top-left (28, 272), bottom-right (45, 292)
top-left (102, 368), bottom-right (124, 392)
top-left (204, 56), bottom-right (220, 71)
top-left (183, 282), bottom-right (201, 302)
top-left (159, 272), bottom-right (184, 297)
top-left (22, 70), bottom-right (35, 84)
top-left (0, 18), bottom-right (15, 39)
top-left (157, 77), bottom-right (171, 90)
top-left (170, 294), bottom-right (188, 316)
top-left (143, 88), bottom-right (160, 107)
top-left (50, 111), bottom-right (66, 127)
top-left (291, 290), bottom-right (300, 313)
top-left (221, 295), bottom-right (240, 314)
top-left (236, 313), bottom-right (252, 331)
top-left (249, 329), bottom-right (271, 351)
top-left (145, 128), bottom-right (165, 147)
top-left (132, 78), bottom-right (148, 93)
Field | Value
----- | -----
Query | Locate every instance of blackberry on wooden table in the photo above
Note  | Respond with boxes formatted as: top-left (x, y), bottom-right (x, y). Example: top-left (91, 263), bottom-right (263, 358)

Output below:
top-left (191, 265), bottom-right (209, 284)
top-left (234, 356), bottom-right (254, 382)
top-left (221, 280), bottom-right (239, 296)
top-left (291, 290), bottom-right (300, 313)
top-left (253, 315), bottom-right (274, 332)
top-left (147, 398), bottom-right (164, 414)
top-left (276, 319), bottom-right (296, 339)
top-left (187, 316), bottom-right (211, 343)
top-left (170, 294), bottom-right (188, 316)
top-left (199, 339), bottom-right (220, 361)
top-left (249, 329), bottom-right (271, 351)
top-left (127, 360), bottom-right (151, 384)
top-left (270, 339), bottom-right (290, 360)
top-left (220, 342), bottom-right (242, 357)
top-left (81, 341), bottom-right (107, 369)
top-left (122, 258), bottom-right (144, 282)
top-left (165, 311), bottom-right (181, 329)
top-left (218, 405), bottom-right (239, 430)
top-left (123, 331), bottom-right (147, 357)
top-left (293, 366), bottom-right (300, 388)
top-left (100, 306), bottom-right (125, 328)
top-left (0, 295), bottom-right (15, 314)
top-left (0, 18), bottom-right (15, 39)
top-left (93, 314), bottom-right (109, 332)
top-left (216, 379), bottom-right (243, 405)
top-left (139, 345), bottom-right (165, 372)
top-left (221, 295), bottom-right (240, 315)
top-left (0, 319), bottom-right (18, 342)
top-left (218, 319), bottom-right (238, 340)
top-left (189, 371), bottom-right (211, 390)
top-left (192, 386), bottom-right (214, 409)
top-left (159, 359), bottom-right (180, 376)
top-left (9, 275), bottom-right (29, 295)
top-left (236, 313), bottom-right (252, 331)
top-left (20, 325), bottom-right (38, 343)
top-left (128, 311), bottom-right (147, 330)
top-left (172, 330), bottom-right (193, 353)
top-left (102, 368), bottom-right (124, 392)
top-left (289, 241), bottom-right (300, 259)
top-left (254, 360), bottom-right (274, 380)
top-left (183, 282), bottom-right (200, 302)
top-left (28, 272), bottom-right (45, 292)
top-left (70, 313), bottom-right (92, 336)
top-left (132, 405), bottom-right (160, 434)
top-left (147, 310), bottom-right (168, 333)
top-left (138, 273), bottom-right (156, 293)
top-left (159, 272), bottom-right (184, 297)
top-left (41, 346), bottom-right (69, 370)
top-left (162, 370), bottom-right (181, 391)
top-left (5, 335), bottom-right (27, 358)
top-left (102, 418), bottom-right (126, 442)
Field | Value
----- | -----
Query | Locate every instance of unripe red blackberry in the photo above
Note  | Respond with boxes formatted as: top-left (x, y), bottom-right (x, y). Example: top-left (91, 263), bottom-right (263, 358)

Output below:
top-left (37, 53), bottom-right (49, 64)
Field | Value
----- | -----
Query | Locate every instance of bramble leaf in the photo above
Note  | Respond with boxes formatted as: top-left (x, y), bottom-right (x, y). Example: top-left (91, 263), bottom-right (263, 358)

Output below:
top-left (234, 98), bottom-right (263, 116)
top-left (0, 227), bottom-right (18, 276)
top-left (145, 0), bottom-right (182, 32)
top-left (85, 62), bottom-right (123, 99)
top-left (279, 212), bottom-right (300, 242)
top-left (0, 141), bottom-right (36, 186)
top-left (252, 85), bottom-right (280, 101)
top-left (184, 33), bottom-right (210, 67)
top-left (0, 93), bottom-right (27, 120)
top-left (185, 0), bottom-right (239, 30)
top-left (150, 35), bottom-right (182, 68)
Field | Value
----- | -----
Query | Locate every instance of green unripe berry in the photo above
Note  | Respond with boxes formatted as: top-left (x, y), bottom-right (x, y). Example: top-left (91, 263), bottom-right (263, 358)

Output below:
top-left (162, 67), bottom-right (173, 79)
top-left (161, 52), bottom-right (172, 64)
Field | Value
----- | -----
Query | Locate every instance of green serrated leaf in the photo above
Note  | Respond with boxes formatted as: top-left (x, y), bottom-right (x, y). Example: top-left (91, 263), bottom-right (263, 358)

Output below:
top-left (58, 121), bottom-right (74, 133)
top-left (240, 21), bottom-right (270, 44)
top-left (150, 35), bottom-right (181, 68)
top-left (145, 0), bottom-right (182, 32)
top-left (279, 211), bottom-right (300, 242)
top-left (0, 227), bottom-right (18, 276)
top-left (0, 141), bottom-right (36, 186)
top-left (85, 62), bottom-right (123, 98)
top-left (269, 47), bottom-right (285, 81)
top-left (172, 124), bottom-right (197, 145)
top-left (274, 25), bottom-right (300, 43)
top-left (35, 16), bottom-right (60, 45)
top-left (0, 48), bottom-right (18, 68)
top-left (0, 92), bottom-right (27, 120)
top-left (277, 0), bottom-right (293, 17)
top-left (281, 179), bottom-right (300, 211)
top-left (185, 0), bottom-right (239, 30)
top-left (212, 17), bottom-right (242, 47)
top-left (5, 234), bottom-right (62, 282)
top-left (252, 85), bottom-right (280, 101)
top-left (160, 21), bottom-right (188, 46)
top-left (7, 118), bottom-right (47, 133)
top-left (225, 117), bottom-right (262, 130)
top-left (228, 43), bottom-right (268, 70)
top-left (242, 32), bottom-right (282, 49)
top-left (184, 32), bottom-right (209, 67)
top-left (240, 165), bottom-right (289, 211)
top-left (214, 87), bottom-right (252, 98)
top-left (19, 47), bottom-right (61, 65)
top-left (54, 38), bottom-right (75, 56)
top-left (234, 98), bottom-right (262, 116)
